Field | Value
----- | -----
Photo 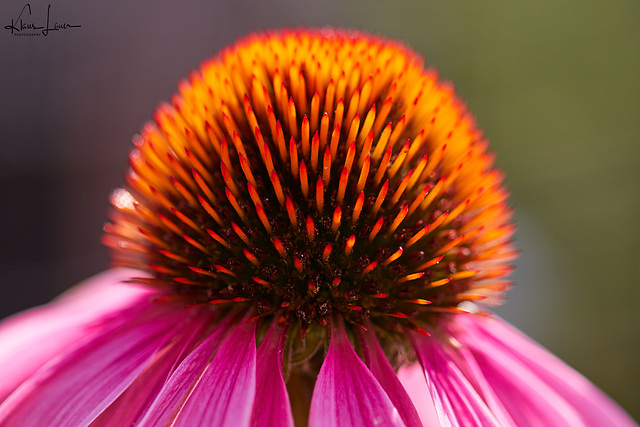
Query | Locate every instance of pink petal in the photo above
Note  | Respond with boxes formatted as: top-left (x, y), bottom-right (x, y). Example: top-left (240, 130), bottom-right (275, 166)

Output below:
top-left (137, 313), bottom-right (241, 426)
top-left (251, 320), bottom-right (294, 427)
top-left (396, 363), bottom-right (441, 427)
top-left (360, 325), bottom-right (422, 427)
top-left (309, 318), bottom-right (405, 427)
top-left (0, 301), bottom-right (187, 426)
top-left (442, 314), bottom-right (638, 427)
top-left (92, 306), bottom-right (216, 426)
top-left (410, 331), bottom-right (502, 427)
top-left (0, 269), bottom-right (156, 401)
top-left (436, 340), bottom-right (516, 426)
top-left (173, 316), bottom-right (257, 427)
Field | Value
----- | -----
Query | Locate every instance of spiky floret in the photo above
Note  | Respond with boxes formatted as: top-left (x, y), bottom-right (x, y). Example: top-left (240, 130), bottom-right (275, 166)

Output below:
top-left (104, 29), bottom-right (516, 340)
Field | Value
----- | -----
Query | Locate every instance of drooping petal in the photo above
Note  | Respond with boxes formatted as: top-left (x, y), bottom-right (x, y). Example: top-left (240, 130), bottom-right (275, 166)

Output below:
top-left (92, 307), bottom-right (216, 426)
top-left (410, 331), bottom-right (503, 427)
top-left (137, 313), bottom-right (241, 426)
top-left (0, 301), bottom-right (187, 426)
top-left (309, 318), bottom-right (405, 427)
top-left (441, 314), bottom-right (638, 427)
top-left (251, 320), bottom-right (293, 427)
top-left (0, 269), bottom-right (155, 401)
top-left (435, 338), bottom-right (516, 426)
top-left (396, 363), bottom-right (441, 427)
top-left (172, 316), bottom-right (257, 427)
top-left (360, 326), bottom-right (422, 427)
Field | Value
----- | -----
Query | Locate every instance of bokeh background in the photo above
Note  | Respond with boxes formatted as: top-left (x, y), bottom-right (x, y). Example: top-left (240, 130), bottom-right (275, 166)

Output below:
top-left (1, 0), bottom-right (638, 420)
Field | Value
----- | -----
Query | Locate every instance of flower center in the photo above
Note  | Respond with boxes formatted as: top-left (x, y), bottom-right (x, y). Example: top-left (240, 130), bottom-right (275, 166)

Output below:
top-left (105, 30), bottom-right (515, 339)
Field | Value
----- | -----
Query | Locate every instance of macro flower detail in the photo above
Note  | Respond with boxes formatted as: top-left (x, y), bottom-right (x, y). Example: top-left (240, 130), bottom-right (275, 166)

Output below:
top-left (0, 29), bottom-right (636, 426)
top-left (106, 29), bottom-right (514, 338)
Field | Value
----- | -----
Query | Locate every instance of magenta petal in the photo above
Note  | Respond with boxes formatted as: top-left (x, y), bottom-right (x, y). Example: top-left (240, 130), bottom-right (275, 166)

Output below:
top-left (137, 314), bottom-right (240, 426)
top-left (0, 302), bottom-right (185, 426)
top-left (92, 307), bottom-right (215, 426)
top-left (309, 318), bottom-right (405, 427)
top-left (410, 331), bottom-right (502, 427)
top-left (251, 320), bottom-right (294, 427)
top-left (172, 317), bottom-right (257, 427)
top-left (0, 269), bottom-right (155, 401)
top-left (439, 340), bottom-right (516, 426)
top-left (361, 326), bottom-right (422, 427)
top-left (396, 363), bottom-right (441, 427)
top-left (443, 314), bottom-right (638, 426)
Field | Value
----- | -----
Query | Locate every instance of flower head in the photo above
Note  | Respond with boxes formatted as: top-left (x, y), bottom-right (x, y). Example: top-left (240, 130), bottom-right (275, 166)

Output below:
top-left (0, 29), bottom-right (635, 426)
top-left (105, 28), bottom-right (514, 345)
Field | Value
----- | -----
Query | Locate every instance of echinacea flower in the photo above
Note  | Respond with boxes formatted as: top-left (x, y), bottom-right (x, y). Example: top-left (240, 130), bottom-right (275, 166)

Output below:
top-left (0, 29), bottom-right (635, 426)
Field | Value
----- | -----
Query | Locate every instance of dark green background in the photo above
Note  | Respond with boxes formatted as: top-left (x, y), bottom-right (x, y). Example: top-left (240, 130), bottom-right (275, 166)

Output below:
top-left (0, 0), bottom-right (637, 420)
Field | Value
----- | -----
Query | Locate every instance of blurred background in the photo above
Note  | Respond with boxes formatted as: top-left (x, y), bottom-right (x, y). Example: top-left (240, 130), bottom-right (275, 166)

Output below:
top-left (0, 0), bottom-right (638, 419)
